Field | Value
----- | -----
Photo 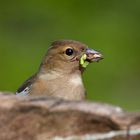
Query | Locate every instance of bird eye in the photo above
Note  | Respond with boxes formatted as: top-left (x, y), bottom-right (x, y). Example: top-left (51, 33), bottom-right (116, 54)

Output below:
top-left (65, 48), bottom-right (74, 56)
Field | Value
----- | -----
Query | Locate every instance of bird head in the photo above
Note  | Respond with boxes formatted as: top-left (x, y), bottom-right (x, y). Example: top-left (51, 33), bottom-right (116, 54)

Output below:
top-left (40, 40), bottom-right (103, 74)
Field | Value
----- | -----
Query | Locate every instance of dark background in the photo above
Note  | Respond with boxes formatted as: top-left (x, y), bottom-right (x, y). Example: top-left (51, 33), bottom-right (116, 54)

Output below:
top-left (0, 0), bottom-right (140, 110)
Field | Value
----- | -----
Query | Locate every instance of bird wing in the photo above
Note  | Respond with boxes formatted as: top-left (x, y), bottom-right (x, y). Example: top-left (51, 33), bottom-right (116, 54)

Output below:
top-left (16, 74), bottom-right (37, 96)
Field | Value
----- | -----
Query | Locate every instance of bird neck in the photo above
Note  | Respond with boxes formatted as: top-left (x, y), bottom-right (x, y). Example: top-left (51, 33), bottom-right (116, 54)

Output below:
top-left (38, 68), bottom-right (83, 80)
top-left (38, 54), bottom-right (86, 76)
top-left (39, 61), bottom-right (85, 76)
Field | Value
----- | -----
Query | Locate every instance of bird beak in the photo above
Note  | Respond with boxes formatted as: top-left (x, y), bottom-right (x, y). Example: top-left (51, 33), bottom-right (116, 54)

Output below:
top-left (85, 48), bottom-right (103, 62)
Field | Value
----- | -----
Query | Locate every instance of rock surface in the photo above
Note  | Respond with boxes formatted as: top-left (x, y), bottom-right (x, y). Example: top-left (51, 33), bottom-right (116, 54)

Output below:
top-left (0, 92), bottom-right (140, 140)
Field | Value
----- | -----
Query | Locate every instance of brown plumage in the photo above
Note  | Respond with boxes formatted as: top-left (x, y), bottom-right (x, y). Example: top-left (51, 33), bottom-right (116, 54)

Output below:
top-left (16, 40), bottom-right (103, 100)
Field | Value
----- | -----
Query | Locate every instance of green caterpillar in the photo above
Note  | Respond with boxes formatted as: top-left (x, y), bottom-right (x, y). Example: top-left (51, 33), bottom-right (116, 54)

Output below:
top-left (80, 54), bottom-right (89, 68)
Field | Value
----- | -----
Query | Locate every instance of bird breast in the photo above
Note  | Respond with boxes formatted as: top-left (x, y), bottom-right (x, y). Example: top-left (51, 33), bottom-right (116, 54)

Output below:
top-left (31, 73), bottom-right (86, 100)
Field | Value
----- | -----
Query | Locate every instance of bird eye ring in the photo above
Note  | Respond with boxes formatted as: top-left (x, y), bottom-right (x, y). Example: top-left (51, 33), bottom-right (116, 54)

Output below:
top-left (65, 48), bottom-right (74, 56)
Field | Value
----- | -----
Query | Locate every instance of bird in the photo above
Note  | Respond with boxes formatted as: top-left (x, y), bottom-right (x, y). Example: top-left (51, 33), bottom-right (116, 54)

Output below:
top-left (16, 40), bottom-right (103, 100)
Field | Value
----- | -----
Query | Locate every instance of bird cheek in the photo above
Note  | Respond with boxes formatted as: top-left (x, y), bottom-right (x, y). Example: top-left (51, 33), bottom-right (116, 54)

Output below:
top-left (63, 54), bottom-right (75, 62)
top-left (74, 53), bottom-right (83, 62)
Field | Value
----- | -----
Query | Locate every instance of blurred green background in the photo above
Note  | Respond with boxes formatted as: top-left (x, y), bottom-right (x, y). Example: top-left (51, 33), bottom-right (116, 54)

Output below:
top-left (0, 0), bottom-right (140, 110)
